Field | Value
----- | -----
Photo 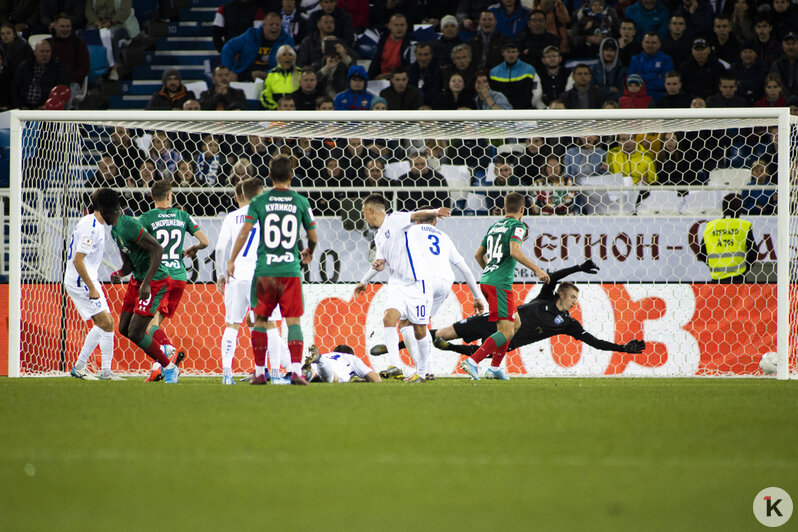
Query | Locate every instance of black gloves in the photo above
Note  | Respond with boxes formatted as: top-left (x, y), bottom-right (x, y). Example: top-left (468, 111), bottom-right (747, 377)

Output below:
top-left (580, 259), bottom-right (599, 274)
top-left (623, 340), bottom-right (645, 354)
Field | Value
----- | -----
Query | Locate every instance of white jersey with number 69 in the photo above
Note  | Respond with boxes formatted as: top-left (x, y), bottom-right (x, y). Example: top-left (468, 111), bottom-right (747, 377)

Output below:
top-left (216, 205), bottom-right (259, 282)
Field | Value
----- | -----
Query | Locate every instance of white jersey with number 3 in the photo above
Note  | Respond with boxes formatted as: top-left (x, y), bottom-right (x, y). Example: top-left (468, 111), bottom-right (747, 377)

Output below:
top-left (374, 211), bottom-right (415, 284)
top-left (404, 223), bottom-right (461, 284)
top-left (64, 214), bottom-right (106, 287)
top-left (216, 205), bottom-right (259, 282)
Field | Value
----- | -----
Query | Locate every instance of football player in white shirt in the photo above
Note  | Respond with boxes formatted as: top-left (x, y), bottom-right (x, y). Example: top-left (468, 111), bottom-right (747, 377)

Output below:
top-left (303, 344), bottom-right (381, 383)
top-left (399, 211), bottom-right (485, 380)
top-left (215, 179), bottom-right (290, 385)
top-left (353, 194), bottom-right (450, 380)
top-left (65, 189), bottom-right (121, 380)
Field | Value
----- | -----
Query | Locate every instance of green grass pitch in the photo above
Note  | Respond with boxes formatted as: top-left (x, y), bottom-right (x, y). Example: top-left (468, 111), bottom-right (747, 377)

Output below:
top-left (1, 377), bottom-right (796, 531)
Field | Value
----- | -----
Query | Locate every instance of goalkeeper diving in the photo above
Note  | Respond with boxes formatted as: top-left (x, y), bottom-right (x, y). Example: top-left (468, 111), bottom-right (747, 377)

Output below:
top-left (372, 260), bottom-right (646, 358)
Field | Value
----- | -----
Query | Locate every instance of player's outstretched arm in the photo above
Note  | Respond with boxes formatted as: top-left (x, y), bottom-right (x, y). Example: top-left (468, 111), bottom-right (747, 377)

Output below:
top-left (227, 221), bottom-right (254, 278)
top-left (546, 260), bottom-right (600, 286)
top-left (579, 330), bottom-right (646, 353)
top-left (183, 229), bottom-right (210, 258)
top-left (137, 232), bottom-right (165, 301)
top-left (300, 228), bottom-right (318, 264)
top-left (509, 241), bottom-right (549, 283)
top-left (410, 206), bottom-right (451, 222)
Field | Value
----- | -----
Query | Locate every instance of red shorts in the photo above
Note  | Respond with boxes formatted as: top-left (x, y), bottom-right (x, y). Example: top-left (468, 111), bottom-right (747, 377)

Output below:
top-left (251, 276), bottom-right (304, 318)
top-left (158, 278), bottom-right (186, 318)
top-left (121, 277), bottom-right (171, 317)
top-left (480, 284), bottom-right (515, 322)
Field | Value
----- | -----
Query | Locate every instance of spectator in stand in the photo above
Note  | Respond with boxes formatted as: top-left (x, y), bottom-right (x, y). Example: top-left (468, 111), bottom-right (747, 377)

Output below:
top-left (432, 15), bottom-right (463, 66)
top-left (730, 0), bottom-right (754, 42)
top-left (679, 36), bottom-right (725, 99)
top-left (627, 31), bottom-right (673, 102)
top-left (457, 0), bottom-right (497, 32)
top-left (732, 43), bottom-right (768, 104)
top-left (617, 18), bottom-right (642, 67)
top-left (371, 0), bottom-right (419, 28)
top-left (673, 0), bottom-right (714, 36)
top-left (565, 135), bottom-right (607, 182)
top-left (199, 66), bottom-right (248, 110)
top-left (433, 71), bottom-right (475, 109)
top-left (711, 15), bottom-right (739, 66)
top-left (530, 0), bottom-right (571, 54)
top-left (212, 0), bottom-right (264, 53)
top-left (571, 0), bottom-right (620, 59)
top-left (0, 23), bottom-right (33, 77)
top-left (607, 133), bottom-right (656, 185)
top-left (706, 73), bottom-right (748, 106)
top-left (518, 9), bottom-right (560, 70)
top-left (0, 0), bottom-right (38, 36)
top-left (485, 156), bottom-right (523, 214)
top-left (789, 95), bottom-right (798, 115)
top-left (625, 0), bottom-right (670, 41)
top-left (690, 96), bottom-right (706, 106)
top-left (175, 161), bottom-right (198, 187)
top-left (292, 70), bottom-right (324, 110)
top-left (408, 41), bottom-right (443, 106)
top-left (657, 70), bottom-right (692, 106)
top-left (535, 155), bottom-right (574, 215)
top-left (334, 64), bottom-right (374, 110)
top-left (244, 135), bottom-right (271, 176)
top-left (182, 98), bottom-right (200, 110)
top-left (771, 0), bottom-right (798, 41)
top-left (754, 72), bottom-right (786, 106)
top-left (475, 70), bottom-right (512, 109)
top-left (656, 131), bottom-right (696, 213)
top-left (316, 95), bottom-right (334, 109)
top-left (380, 67), bottom-right (423, 110)
top-left (229, 157), bottom-right (253, 186)
top-left (38, 0), bottom-right (86, 34)
top-left (314, 35), bottom-right (357, 95)
top-left (741, 158), bottom-right (775, 215)
top-left (337, 0), bottom-right (369, 33)
top-left (661, 14), bottom-right (692, 68)
top-left (395, 150), bottom-right (450, 211)
top-left (297, 14), bottom-right (358, 69)
top-left (147, 131), bottom-right (182, 181)
top-left (369, 14), bottom-right (414, 81)
top-left (770, 32), bottom-right (798, 98)
top-left (279, 0), bottom-right (305, 44)
top-left (87, 154), bottom-right (124, 188)
top-left (747, 15), bottom-right (781, 67)
top-left (194, 134), bottom-right (225, 187)
top-left (276, 95), bottom-right (296, 109)
top-left (468, 11), bottom-right (507, 71)
top-left (145, 69), bottom-right (195, 110)
top-left (619, 72), bottom-right (653, 107)
top-left (0, 50), bottom-right (14, 110)
top-left (221, 12), bottom-right (294, 82)
top-left (614, 0), bottom-right (636, 18)
top-left (370, 96), bottom-right (387, 109)
top-left (48, 14), bottom-right (90, 104)
top-left (307, 0), bottom-right (355, 46)
top-left (515, 136), bottom-right (551, 184)
top-left (84, 0), bottom-right (138, 82)
top-left (11, 40), bottom-right (68, 109)
top-left (559, 64), bottom-right (604, 109)
top-left (591, 38), bottom-right (626, 101)
top-left (260, 44), bottom-right (301, 109)
top-left (490, 0), bottom-right (531, 39)
top-left (489, 41), bottom-right (541, 109)
top-left (106, 127), bottom-right (143, 185)
top-left (134, 159), bottom-right (159, 188)
top-left (443, 44), bottom-right (478, 89)
top-left (538, 45), bottom-right (569, 106)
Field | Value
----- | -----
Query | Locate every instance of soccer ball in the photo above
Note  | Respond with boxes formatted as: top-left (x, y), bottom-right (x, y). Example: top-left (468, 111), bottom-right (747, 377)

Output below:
top-left (759, 352), bottom-right (778, 375)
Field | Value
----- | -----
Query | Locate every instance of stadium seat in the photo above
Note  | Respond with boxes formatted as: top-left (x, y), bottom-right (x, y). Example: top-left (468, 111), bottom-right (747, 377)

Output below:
top-left (685, 190), bottom-right (724, 215)
top-left (88, 45), bottom-right (110, 82)
top-left (230, 80), bottom-right (264, 100)
top-left (383, 160), bottom-right (409, 181)
top-left (496, 143), bottom-right (525, 156)
top-left (635, 190), bottom-right (681, 215)
top-left (576, 173), bottom-right (635, 215)
top-left (27, 34), bottom-right (50, 49)
top-left (185, 80), bottom-right (208, 99)
top-left (709, 168), bottom-right (750, 189)
top-left (367, 79), bottom-right (390, 95)
top-left (439, 164), bottom-right (470, 204)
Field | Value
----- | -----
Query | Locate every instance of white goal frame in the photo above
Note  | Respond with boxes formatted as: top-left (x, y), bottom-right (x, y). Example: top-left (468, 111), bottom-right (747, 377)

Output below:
top-left (6, 108), bottom-right (796, 378)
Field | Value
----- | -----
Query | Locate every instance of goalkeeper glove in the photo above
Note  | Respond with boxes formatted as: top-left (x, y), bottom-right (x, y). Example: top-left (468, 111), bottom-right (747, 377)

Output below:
top-left (580, 260), bottom-right (600, 274)
top-left (623, 340), bottom-right (645, 354)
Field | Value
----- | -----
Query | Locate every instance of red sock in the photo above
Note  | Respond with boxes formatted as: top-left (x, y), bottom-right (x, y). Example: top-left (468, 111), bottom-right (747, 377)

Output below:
top-left (490, 342), bottom-right (510, 368)
top-left (150, 326), bottom-right (170, 347)
top-left (251, 328), bottom-right (269, 367)
top-left (288, 340), bottom-right (303, 365)
top-left (470, 336), bottom-right (500, 364)
top-left (141, 336), bottom-right (170, 366)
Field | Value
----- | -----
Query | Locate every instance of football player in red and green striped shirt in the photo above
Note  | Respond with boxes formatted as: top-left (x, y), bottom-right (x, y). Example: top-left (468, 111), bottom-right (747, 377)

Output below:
top-left (460, 192), bottom-right (550, 381)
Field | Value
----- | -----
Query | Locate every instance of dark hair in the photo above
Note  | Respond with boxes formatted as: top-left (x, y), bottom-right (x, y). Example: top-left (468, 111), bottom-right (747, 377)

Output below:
top-left (333, 344), bottom-right (354, 355)
top-left (241, 177), bottom-right (263, 200)
top-left (714, 14), bottom-right (731, 23)
top-left (92, 188), bottom-right (121, 215)
top-left (390, 66), bottom-right (408, 77)
top-left (722, 193), bottom-right (743, 217)
top-left (504, 191), bottom-right (526, 213)
top-left (572, 63), bottom-right (591, 73)
top-left (270, 155), bottom-right (293, 183)
top-left (530, 9), bottom-right (546, 18)
top-left (235, 180), bottom-right (244, 200)
top-left (557, 281), bottom-right (579, 296)
top-left (719, 72), bottom-right (737, 84)
top-left (620, 18), bottom-right (637, 27)
top-left (362, 193), bottom-right (388, 209)
top-left (753, 13), bottom-right (772, 26)
top-left (665, 70), bottom-right (681, 80)
top-left (315, 95), bottom-right (334, 108)
top-left (474, 70), bottom-right (490, 83)
top-left (643, 31), bottom-right (660, 39)
top-left (150, 179), bottom-right (172, 201)
top-left (55, 12), bottom-right (72, 22)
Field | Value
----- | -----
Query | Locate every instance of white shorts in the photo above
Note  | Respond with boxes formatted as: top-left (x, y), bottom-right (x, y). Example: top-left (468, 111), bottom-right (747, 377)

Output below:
top-left (428, 277), bottom-right (453, 317)
top-left (65, 282), bottom-right (110, 321)
top-left (385, 281), bottom-right (432, 325)
top-left (317, 354), bottom-right (372, 383)
top-left (225, 278), bottom-right (282, 324)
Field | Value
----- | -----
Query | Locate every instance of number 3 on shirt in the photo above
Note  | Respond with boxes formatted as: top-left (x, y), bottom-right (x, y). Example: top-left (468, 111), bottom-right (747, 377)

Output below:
top-left (427, 234), bottom-right (440, 255)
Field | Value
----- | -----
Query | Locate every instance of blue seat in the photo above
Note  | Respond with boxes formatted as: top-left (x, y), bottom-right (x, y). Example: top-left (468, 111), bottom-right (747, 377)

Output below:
top-left (88, 45), bottom-right (109, 82)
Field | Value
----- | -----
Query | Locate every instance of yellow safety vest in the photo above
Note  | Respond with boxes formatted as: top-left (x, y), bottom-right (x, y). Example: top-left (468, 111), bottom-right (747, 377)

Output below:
top-left (703, 218), bottom-right (752, 280)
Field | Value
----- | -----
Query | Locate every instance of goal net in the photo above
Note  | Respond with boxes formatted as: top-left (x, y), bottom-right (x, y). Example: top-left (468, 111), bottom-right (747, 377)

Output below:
top-left (6, 109), bottom-right (797, 378)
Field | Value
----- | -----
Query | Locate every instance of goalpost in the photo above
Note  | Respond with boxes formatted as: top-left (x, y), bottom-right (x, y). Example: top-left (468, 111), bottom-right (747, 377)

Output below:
top-left (6, 108), bottom-right (797, 378)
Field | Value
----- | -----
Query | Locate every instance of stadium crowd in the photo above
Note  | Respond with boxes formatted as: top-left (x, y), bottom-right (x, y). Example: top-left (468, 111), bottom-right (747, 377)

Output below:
top-left (3, 0), bottom-right (796, 215)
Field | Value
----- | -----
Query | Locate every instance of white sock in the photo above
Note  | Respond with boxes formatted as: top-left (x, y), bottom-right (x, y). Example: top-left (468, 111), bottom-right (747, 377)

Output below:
top-left (400, 326), bottom-right (419, 374)
top-left (255, 365), bottom-right (266, 377)
top-left (417, 332), bottom-right (431, 376)
top-left (292, 361), bottom-right (302, 375)
top-left (267, 327), bottom-right (287, 375)
top-left (76, 326), bottom-right (103, 368)
top-left (384, 326), bottom-right (401, 367)
top-left (99, 330), bottom-right (114, 372)
top-left (221, 327), bottom-right (237, 376)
